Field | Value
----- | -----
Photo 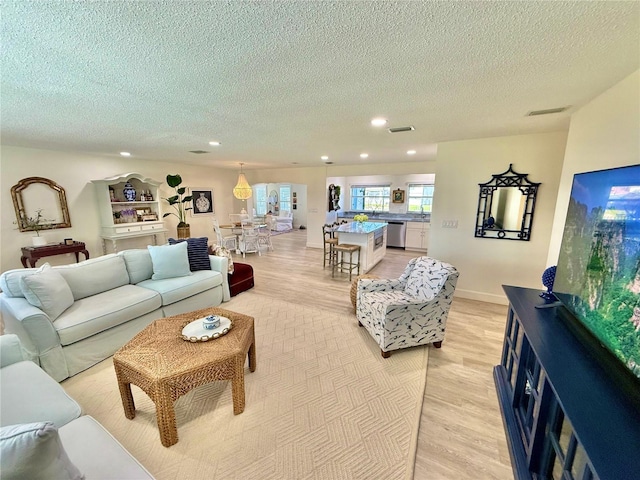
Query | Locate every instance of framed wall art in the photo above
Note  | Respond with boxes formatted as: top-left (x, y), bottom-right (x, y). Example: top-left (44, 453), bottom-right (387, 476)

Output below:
top-left (190, 188), bottom-right (215, 216)
top-left (392, 189), bottom-right (405, 203)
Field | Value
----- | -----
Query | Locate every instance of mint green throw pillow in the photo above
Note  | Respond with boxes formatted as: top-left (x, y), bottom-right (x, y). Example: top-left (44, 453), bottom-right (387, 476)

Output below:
top-left (147, 242), bottom-right (192, 280)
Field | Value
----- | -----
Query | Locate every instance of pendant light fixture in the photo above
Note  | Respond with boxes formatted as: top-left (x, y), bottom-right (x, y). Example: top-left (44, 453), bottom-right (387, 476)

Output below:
top-left (233, 163), bottom-right (252, 200)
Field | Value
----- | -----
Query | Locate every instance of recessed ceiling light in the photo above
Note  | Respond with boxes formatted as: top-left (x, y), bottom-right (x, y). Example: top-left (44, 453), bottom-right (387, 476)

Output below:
top-left (407, 150), bottom-right (417, 155)
top-left (371, 117), bottom-right (387, 127)
top-left (120, 152), bottom-right (131, 157)
top-left (360, 153), bottom-right (369, 159)
top-left (321, 155), bottom-right (329, 161)
top-left (208, 141), bottom-right (221, 146)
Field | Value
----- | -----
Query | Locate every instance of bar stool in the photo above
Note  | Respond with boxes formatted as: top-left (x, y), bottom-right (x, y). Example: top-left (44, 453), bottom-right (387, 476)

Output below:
top-left (323, 224), bottom-right (338, 268)
top-left (332, 244), bottom-right (361, 281)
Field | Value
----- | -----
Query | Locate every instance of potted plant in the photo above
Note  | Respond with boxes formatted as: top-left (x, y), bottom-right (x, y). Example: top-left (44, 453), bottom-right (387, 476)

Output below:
top-left (16, 208), bottom-right (53, 246)
top-left (162, 174), bottom-right (193, 238)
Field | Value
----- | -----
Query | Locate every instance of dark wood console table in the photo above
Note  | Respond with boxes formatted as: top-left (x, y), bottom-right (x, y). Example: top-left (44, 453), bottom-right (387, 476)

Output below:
top-left (21, 242), bottom-right (89, 268)
top-left (495, 286), bottom-right (640, 479)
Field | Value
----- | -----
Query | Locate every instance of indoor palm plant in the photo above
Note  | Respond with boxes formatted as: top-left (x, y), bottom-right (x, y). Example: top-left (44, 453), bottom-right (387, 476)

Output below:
top-left (162, 174), bottom-right (193, 238)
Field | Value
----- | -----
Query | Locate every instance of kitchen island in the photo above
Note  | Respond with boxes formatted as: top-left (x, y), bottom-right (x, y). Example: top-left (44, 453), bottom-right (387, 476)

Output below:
top-left (336, 222), bottom-right (387, 273)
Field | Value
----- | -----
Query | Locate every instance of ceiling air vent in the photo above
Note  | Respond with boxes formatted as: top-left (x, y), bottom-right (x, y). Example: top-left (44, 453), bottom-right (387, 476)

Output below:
top-left (388, 126), bottom-right (415, 133)
top-left (526, 106), bottom-right (570, 116)
top-left (189, 150), bottom-right (210, 154)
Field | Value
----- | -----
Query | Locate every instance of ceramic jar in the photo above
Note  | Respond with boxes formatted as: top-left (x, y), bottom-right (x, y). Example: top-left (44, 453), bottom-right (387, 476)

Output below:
top-left (123, 182), bottom-right (136, 202)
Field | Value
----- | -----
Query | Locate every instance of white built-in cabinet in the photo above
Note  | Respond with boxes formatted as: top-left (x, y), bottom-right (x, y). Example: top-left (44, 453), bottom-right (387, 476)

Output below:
top-left (92, 173), bottom-right (167, 253)
top-left (405, 221), bottom-right (430, 251)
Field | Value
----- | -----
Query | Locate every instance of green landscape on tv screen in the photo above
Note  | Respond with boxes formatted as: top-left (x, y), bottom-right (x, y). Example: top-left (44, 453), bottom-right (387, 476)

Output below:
top-left (554, 165), bottom-right (640, 380)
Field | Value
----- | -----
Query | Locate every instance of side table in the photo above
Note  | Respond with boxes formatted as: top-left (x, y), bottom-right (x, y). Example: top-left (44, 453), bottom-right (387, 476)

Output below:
top-left (113, 307), bottom-right (256, 447)
top-left (21, 242), bottom-right (90, 268)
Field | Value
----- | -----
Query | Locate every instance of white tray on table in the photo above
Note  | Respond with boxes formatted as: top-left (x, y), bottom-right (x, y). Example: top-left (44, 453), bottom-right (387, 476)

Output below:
top-left (181, 316), bottom-right (233, 342)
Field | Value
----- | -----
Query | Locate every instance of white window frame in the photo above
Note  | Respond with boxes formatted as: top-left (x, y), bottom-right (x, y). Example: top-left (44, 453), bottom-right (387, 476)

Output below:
top-left (253, 185), bottom-right (268, 215)
top-left (350, 185), bottom-right (391, 212)
top-left (279, 185), bottom-right (292, 213)
top-left (407, 183), bottom-right (434, 213)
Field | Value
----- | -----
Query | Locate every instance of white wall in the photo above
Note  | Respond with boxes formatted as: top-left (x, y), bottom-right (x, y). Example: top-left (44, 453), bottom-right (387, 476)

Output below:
top-left (546, 69), bottom-right (640, 266)
top-left (430, 131), bottom-right (568, 304)
top-left (1, 146), bottom-right (237, 271)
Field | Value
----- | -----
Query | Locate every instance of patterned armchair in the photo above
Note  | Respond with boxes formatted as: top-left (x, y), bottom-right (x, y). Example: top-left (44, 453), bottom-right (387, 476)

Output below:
top-left (356, 256), bottom-right (459, 358)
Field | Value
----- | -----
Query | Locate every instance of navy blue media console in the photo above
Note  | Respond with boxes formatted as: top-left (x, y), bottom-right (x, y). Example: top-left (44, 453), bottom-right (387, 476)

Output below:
top-left (495, 286), bottom-right (640, 479)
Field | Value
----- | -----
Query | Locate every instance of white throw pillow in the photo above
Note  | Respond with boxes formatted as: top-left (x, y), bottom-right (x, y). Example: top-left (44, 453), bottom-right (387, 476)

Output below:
top-left (19, 264), bottom-right (74, 320)
top-left (147, 242), bottom-right (192, 280)
top-left (0, 422), bottom-right (84, 480)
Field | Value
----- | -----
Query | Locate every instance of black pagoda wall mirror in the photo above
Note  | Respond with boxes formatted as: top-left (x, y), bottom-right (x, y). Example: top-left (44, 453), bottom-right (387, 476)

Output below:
top-left (475, 164), bottom-right (540, 241)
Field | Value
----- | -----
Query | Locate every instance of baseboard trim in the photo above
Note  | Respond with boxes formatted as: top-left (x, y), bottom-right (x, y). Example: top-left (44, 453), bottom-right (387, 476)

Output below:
top-left (454, 289), bottom-right (509, 305)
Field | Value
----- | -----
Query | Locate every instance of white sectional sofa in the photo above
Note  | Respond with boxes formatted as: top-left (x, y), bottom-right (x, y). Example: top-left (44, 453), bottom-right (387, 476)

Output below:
top-left (0, 244), bottom-right (230, 382)
top-left (0, 334), bottom-right (154, 479)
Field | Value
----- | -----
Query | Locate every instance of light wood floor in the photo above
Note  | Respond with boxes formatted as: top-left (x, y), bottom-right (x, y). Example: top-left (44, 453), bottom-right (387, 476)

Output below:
top-left (240, 229), bottom-right (513, 479)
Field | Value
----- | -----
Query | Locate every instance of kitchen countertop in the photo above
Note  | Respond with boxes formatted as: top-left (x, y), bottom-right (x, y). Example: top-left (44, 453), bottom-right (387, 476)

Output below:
top-left (338, 212), bottom-right (430, 223)
top-left (335, 221), bottom-right (387, 234)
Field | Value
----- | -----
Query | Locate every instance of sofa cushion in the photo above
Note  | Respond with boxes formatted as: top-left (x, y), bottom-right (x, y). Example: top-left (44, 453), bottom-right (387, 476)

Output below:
top-left (59, 416), bottom-right (154, 480)
top-left (148, 242), bottom-right (192, 280)
top-left (53, 285), bottom-right (161, 346)
top-left (168, 237), bottom-right (211, 271)
top-left (119, 249), bottom-right (154, 284)
top-left (0, 422), bottom-right (83, 480)
top-left (0, 361), bottom-right (82, 428)
top-left (55, 254), bottom-right (129, 301)
top-left (19, 264), bottom-right (74, 320)
top-left (137, 270), bottom-right (222, 306)
top-left (0, 268), bottom-right (38, 298)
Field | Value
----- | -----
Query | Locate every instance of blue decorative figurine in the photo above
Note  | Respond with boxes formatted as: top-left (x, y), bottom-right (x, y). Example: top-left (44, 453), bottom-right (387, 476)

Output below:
top-left (540, 265), bottom-right (557, 301)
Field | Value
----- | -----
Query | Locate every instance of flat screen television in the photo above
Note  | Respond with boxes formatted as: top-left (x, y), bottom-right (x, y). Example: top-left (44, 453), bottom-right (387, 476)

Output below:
top-left (553, 164), bottom-right (640, 385)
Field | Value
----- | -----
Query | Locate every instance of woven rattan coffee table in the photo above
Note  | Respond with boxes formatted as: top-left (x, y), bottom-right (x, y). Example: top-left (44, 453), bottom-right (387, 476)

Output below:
top-left (113, 307), bottom-right (256, 447)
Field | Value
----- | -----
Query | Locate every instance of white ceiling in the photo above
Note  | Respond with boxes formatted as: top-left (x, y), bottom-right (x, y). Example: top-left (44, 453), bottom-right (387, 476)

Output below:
top-left (1, 1), bottom-right (638, 170)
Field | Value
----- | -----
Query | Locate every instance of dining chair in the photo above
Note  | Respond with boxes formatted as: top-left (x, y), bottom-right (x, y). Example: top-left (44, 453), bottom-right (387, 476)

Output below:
top-left (213, 218), bottom-right (237, 252)
top-left (257, 224), bottom-right (274, 252)
top-left (239, 223), bottom-right (261, 258)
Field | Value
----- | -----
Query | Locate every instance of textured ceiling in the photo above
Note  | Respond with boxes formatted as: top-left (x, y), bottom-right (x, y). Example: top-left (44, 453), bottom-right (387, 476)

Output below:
top-left (1, 1), bottom-right (638, 170)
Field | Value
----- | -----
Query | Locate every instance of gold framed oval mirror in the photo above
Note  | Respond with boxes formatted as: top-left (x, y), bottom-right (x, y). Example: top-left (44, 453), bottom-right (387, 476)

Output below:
top-left (11, 177), bottom-right (72, 232)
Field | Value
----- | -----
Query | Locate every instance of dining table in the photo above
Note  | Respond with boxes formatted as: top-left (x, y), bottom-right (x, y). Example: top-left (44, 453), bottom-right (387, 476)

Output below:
top-left (219, 223), bottom-right (267, 254)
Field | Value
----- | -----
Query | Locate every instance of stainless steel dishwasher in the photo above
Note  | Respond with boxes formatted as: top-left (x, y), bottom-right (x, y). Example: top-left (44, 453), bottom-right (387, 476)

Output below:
top-left (386, 221), bottom-right (406, 248)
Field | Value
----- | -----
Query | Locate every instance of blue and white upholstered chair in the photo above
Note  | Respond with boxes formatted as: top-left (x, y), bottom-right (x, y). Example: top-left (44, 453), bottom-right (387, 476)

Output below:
top-left (356, 256), bottom-right (459, 358)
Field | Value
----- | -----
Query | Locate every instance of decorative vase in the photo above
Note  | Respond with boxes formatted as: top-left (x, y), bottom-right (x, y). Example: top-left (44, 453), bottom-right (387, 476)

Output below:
top-left (177, 225), bottom-right (190, 239)
top-left (123, 182), bottom-right (136, 202)
top-left (195, 193), bottom-right (210, 213)
top-left (32, 236), bottom-right (47, 247)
